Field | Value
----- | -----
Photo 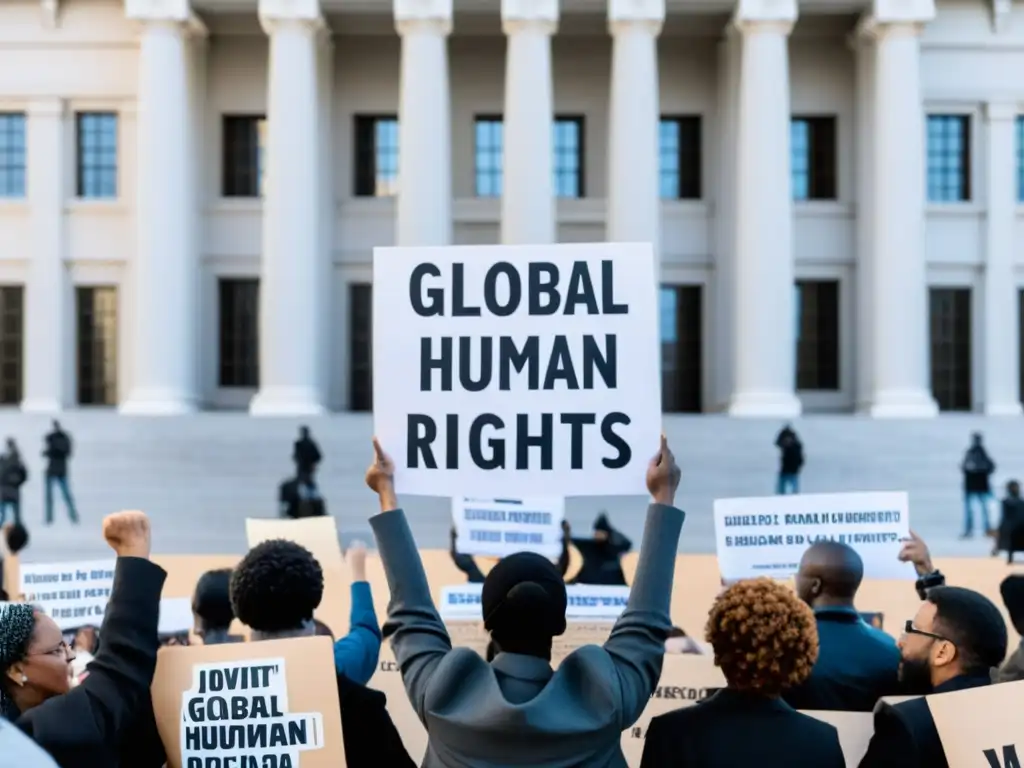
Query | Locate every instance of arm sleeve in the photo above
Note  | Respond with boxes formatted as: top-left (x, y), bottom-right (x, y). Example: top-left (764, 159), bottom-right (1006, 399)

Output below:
top-left (333, 581), bottom-right (383, 685)
top-left (858, 705), bottom-right (915, 768)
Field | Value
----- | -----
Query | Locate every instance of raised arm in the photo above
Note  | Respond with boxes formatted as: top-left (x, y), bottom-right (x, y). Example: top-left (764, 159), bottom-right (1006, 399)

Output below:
top-left (366, 439), bottom-right (453, 721)
top-left (603, 435), bottom-right (685, 729)
top-left (333, 541), bottom-right (383, 685)
top-left (449, 528), bottom-right (486, 584)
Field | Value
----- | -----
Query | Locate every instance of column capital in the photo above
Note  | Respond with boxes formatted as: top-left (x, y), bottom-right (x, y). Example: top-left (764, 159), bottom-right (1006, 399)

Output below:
top-left (258, 0), bottom-right (325, 34)
top-left (502, 0), bottom-right (558, 35)
top-left (395, 0), bottom-right (451, 35)
top-left (27, 97), bottom-right (65, 118)
top-left (856, 0), bottom-right (934, 38)
top-left (984, 101), bottom-right (1018, 122)
top-left (125, 0), bottom-right (206, 34)
top-left (732, 0), bottom-right (796, 31)
top-left (609, 0), bottom-right (664, 34)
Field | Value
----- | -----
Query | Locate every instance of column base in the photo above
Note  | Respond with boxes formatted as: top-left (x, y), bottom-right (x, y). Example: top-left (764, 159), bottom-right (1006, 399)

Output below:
top-left (863, 390), bottom-right (939, 419)
top-left (727, 391), bottom-right (802, 418)
top-left (983, 401), bottom-right (1023, 416)
top-left (21, 398), bottom-right (65, 414)
top-left (119, 389), bottom-right (199, 416)
top-left (249, 387), bottom-right (327, 417)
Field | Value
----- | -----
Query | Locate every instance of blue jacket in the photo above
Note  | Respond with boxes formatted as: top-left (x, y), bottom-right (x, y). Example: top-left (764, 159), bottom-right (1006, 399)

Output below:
top-left (333, 581), bottom-right (383, 685)
top-left (783, 606), bottom-right (901, 712)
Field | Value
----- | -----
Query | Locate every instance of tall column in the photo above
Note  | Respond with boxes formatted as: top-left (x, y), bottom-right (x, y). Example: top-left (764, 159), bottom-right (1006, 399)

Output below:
top-left (727, 0), bottom-right (801, 417)
top-left (251, 0), bottom-right (327, 415)
top-left (395, 0), bottom-right (452, 246)
top-left (501, 0), bottom-right (557, 245)
top-left (852, 33), bottom-right (875, 412)
top-left (21, 98), bottom-right (71, 413)
top-left (606, 0), bottom-right (662, 258)
top-left (860, 0), bottom-right (938, 417)
top-left (982, 102), bottom-right (1022, 415)
top-left (120, 0), bottom-right (202, 414)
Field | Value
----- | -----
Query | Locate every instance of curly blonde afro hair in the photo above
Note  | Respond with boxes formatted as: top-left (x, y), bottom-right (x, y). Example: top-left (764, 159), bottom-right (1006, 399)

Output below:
top-left (705, 577), bottom-right (819, 696)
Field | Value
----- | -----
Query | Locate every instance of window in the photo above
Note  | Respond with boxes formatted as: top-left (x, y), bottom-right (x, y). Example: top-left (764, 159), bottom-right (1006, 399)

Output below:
top-left (474, 116), bottom-right (504, 197)
top-left (930, 287), bottom-right (972, 411)
top-left (0, 286), bottom-right (24, 404)
top-left (659, 117), bottom-right (702, 200)
top-left (218, 279), bottom-right (259, 388)
top-left (791, 117), bottom-right (837, 201)
top-left (354, 116), bottom-right (399, 197)
top-left (927, 115), bottom-right (971, 202)
top-left (76, 286), bottom-right (118, 405)
top-left (1016, 116), bottom-right (1024, 202)
top-left (660, 285), bottom-right (702, 412)
top-left (553, 116), bottom-right (584, 198)
top-left (795, 280), bottom-right (840, 390)
top-left (0, 113), bottom-right (26, 198)
top-left (350, 283), bottom-right (372, 411)
top-left (222, 116), bottom-right (266, 198)
top-left (75, 112), bottom-right (118, 199)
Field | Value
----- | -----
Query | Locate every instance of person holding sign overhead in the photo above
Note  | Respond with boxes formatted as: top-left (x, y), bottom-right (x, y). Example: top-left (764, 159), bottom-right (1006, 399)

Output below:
top-left (366, 434), bottom-right (684, 768)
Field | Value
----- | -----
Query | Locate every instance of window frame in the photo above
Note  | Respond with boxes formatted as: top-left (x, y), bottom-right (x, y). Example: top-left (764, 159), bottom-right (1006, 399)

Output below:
top-left (221, 114), bottom-right (267, 199)
top-left (0, 112), bottom-right (27, 199)
top-left (659, 115), bottom-right (703, 201)
top-left (75, 285), bottom-right (119, 406)
top-left (353, 115), bottom-right (400, 198)
top-left (553, 115), bottom-right (585, 199)
top-left (926, 113), bottom-right (972, 204)
top-left (790, 115), bottom-right (838, 202)
top-left (795, 279), bottom-right (841, 392)
top-left (474, 115), bottom-right (504, 198)
top-left (217, 278), bottom-right (260, 389)
top-left (75, 112), bottom-right (119, 200)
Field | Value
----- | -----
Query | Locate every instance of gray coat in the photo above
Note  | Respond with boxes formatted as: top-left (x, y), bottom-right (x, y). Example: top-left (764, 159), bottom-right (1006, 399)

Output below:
top-left (370, 503), bottom-right (685, 768)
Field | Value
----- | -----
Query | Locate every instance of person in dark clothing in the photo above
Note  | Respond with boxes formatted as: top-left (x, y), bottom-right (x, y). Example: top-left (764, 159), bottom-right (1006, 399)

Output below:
top-left (42, 421), bottom-right (78, 525)
top-left (775, 425), bottom-right (804, 495)
top-left (191, 568), bottom-right (241, 645)
top-left (960, 432), bottom-right (995, 538)
top-left (641, 578), bottom-right (844, 768)
top-left (449, 526), bottom-right (571, 584)
top-left (858, 586), bottom-right (1008, 768)
top-left (278, 476), bottom-right (326, 518)
top-left (0, 439), bottom-right (27, 526)
top-left (292, 425), bottom-right (322, 493)
top-left (230, 538), bottom-right (415, 768)
top-left (785, 541), bottom-right (901, 712)
top-left (565, 513), bottom-right (631, 585)
top-left (994, 480), bottom-right (1024, 560)
top-left (996, 576), bottom-right (1024, 683)
top-left (2, 510), bottom-right (167, 768)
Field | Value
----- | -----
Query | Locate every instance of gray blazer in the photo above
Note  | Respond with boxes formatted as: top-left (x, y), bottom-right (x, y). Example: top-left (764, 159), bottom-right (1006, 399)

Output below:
top-left (370, 503), bottom-right (685, 768)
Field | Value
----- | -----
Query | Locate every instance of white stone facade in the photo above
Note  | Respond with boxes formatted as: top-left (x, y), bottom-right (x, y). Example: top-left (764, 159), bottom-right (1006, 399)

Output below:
top-left (0, 0), bottom-right (1023, 415)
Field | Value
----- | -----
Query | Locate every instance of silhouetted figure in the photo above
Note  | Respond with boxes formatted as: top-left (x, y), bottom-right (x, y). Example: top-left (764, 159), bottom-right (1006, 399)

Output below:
top-left (293, 426), bottom-right (322, 496)
top-left (995, 480), bottom-right (1024, 562)
top-left (0, 439), bottom-right (27, 526)
top-left (960, 432), bottom-right (995, 538)
top-left (43, 421), bottom-right (78, 525)
top-left (775, 425), bottom-right (804, 495)
top-left (566, 513), bottom-right (631, 586)
top-left (192, 569), bottom-right (241, 645)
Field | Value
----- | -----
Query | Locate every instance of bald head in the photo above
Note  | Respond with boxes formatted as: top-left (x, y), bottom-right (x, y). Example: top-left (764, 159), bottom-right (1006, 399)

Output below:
top-left (795, 541), bottom-right (864, 606)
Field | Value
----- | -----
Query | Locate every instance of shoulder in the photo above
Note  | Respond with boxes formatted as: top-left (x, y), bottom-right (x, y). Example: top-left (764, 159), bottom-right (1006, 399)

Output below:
top-left (648, 705), bottom-right (701, 731)
top-left (789, 709), bottom-right (841, 742)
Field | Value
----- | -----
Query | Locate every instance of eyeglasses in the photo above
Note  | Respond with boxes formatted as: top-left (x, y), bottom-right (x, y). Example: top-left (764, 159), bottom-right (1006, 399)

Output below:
top-left (902, 620), bottom-right (953, 644)
top-left (29, 640), bottom-right (74, 660)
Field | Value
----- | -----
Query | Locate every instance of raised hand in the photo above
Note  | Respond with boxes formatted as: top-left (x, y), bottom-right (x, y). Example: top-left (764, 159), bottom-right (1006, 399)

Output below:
top-left (102, 510), bottom-right (152, 559)
top-left (646, 434), bottom-right (681, 506)
top-left (347, 540), bottom-right (368, 582)
top-left (365, 437), bottom-right (398, 512)
top-left (898, 530), bottom-right (934, 576)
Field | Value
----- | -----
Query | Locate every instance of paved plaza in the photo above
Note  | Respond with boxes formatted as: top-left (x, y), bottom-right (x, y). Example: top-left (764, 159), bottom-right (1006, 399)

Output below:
top-left (3, 412), bottom-right (1022, 563)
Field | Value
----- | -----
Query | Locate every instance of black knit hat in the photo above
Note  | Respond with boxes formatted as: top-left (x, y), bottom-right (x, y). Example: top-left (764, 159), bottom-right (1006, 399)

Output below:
top-left (482, 552), bottom-right (567, 658)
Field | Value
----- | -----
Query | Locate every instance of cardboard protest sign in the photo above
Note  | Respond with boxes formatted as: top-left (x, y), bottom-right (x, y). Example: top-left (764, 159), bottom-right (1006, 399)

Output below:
top-left (439, 583), bottom-right (630, 622)
top-left (801, 711), bottom-right (874, 767)
top-left (928, 679), bottom-right (1024, 767)
top-left (453, 497), bottom-right (565, 558)
top-left (372, 242), bottom-right (660, 497)
top-left (246, 517), bottom-right (345, 572)
top-left (713, 492), bottom-right (913, 581)
top-left (19, 559), bottom-right (115, 630)
top-left (151, 636), bottom-right (344, 768)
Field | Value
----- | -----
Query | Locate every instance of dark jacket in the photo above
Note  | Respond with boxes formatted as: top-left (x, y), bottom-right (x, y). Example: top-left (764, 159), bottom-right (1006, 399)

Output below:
top-left (571, 526), bottom-right (632, 586)
top-left (998, 497), bottom-right (1024, 553)
top-left (293, 437), bottom-right (322, 475)
top-left (962, 446), bottom-right (995, 494)
top-left (784, 606), bottom-right (901, 712)
top-left (337, 674), bottom-right (416, 768)
top-left (43, 431), bottom-right (72, 478)
top-left (640, 688), bottom-right (845, 768)
top-left (858, 673), bottom-right (993, 768)
top-left (779, 441), bottom-right (804, 475)
top-left (0, 455), bottom-right (27, 501)
top-left (15, 557), bottom-right (166, 768)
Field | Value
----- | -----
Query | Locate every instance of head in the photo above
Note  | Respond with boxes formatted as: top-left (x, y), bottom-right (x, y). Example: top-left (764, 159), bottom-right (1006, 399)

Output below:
top-left (312, 619), bottom-right (334, 640)
top-left (482, 551), bottom-right (567, 661)
top-left (705, 578), bottom-right (818, 697)
top-left (1008, 480), bottom-right (1021, 499)
top-left (71, 626), bottom-right (97, 654)
top-left (51, 420), bottom-right (61, 432)
top-left (592, 513), bottom-right (612, 542)
top-left (4, 524), bottom-right (28, 555)
top-left (4, 439), bottom-right (15, 455)
top-left (0, 605), bottom-right (76, 718)
top-left (794, 541), bottom-right (864, 609)
top-left (999, 576), bottom-right (1024, 637)
top-left (299, 426), bottom-right (310, 439)
top-left (898, 586), bottom-right (1008, 694)
top-left (230, 540), bottom-right (323, 641)
top-left (971, 432), bottom-right (983, 447)
top-left (192, 569), bottom-right (235, 639)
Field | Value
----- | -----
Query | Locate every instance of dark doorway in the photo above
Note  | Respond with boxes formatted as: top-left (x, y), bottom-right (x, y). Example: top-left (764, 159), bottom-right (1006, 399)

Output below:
top-left (930, 287), bottom-right (972, 411)
top-left (349, 283), bottom-right (372, 411)
top-left (660, 285), bottom-right (702, 412)
top-left (0, 285), bottom-right (24, 404)
top-left (76, 286), bottom-right (118, 405)
top-left (218, 278), bottom-right (259, 388)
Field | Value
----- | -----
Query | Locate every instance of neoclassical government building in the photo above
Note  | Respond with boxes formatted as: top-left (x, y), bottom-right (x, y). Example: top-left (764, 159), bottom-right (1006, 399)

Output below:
top-left (0, 0), bottom-right (1020, 416)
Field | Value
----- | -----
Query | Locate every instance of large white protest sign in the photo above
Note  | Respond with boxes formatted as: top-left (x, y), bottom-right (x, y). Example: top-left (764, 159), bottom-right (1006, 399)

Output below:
top-left (372, 243), bottom-right (660, 497)
top-left (19, 560), bottom-right (116, 630)
top-left (440, 583), bottom-right (630, 622)
top-left (713, 492), bottom-right (914, 581)
top-left (453, 497), bottom-right (565, 558)
top-left (180, 658), bottom-right (324, 767)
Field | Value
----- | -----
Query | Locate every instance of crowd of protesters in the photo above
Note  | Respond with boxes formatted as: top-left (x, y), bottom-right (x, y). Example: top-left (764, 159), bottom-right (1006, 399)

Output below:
top-left (0, 435), bottom-right (1021, 768)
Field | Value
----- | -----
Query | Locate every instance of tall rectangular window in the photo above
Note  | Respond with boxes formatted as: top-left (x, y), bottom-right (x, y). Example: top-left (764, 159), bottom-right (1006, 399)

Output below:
top-left (930, 287), bottom-right (972, 410)
top-left (927, 115), bottom-right (971, 202)
top-left (222, 115), bottom-right (267, 198)
top-left (791, 117), bottom-right (837, 201)
top-left (76, 286), bottom-right (118, 405)
top-left (795, 280), bottom-right (840, 390)
top-left (553, 116), bottom-right (584, 198)
top-left (659, 116), bottom-right (702, 200)
top-left (474, 116), bottom-right (504, 197)
top-left (354, 116), bottom-right (399, 197)
top-left (1016, 116), bottom-right (1024, 202)
top-left (350, 283), bottom-right (372, 411)
top-left (75, 112), bottom-right (118, 199)
top-left (218, 279), bottom-right (259, 388)
top-left (0, 113), bottom-right (27, 198)
top-left (660, 284), bottom-right (703, 412)
top-left (0, 286), bottom-right (24, 404)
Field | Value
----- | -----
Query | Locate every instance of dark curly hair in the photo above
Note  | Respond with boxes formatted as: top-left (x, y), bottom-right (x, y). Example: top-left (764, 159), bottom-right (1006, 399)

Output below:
top-left (0, 603), bottom-right (37, 718)
top-left (192, 569), bottom-right (235, 631)
top-left (230, 540), bottom-right (324, 633)
top-left (705, 577), bottom-right (818, 696)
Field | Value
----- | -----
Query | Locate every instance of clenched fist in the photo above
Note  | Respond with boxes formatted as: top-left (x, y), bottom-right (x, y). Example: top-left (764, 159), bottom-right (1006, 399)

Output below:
top-left (102, 510), bottom-right (151, 559)
top-left (346, 540), bottom-right (368, 582)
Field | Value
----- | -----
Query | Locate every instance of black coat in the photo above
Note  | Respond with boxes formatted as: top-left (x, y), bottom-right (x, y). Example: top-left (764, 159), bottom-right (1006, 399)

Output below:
top-left (15, 557), bottom-right (166, 768)
top-left (858, 674), bottom-right (993, 768)
top-left (336, 673), bottom-right (416, 768)
top-left (640, 688), bottom-right (845, 768)
top-left (570, 530), bottom-right (631, 586)
top-left (962, 447), bottom-right (995, 494)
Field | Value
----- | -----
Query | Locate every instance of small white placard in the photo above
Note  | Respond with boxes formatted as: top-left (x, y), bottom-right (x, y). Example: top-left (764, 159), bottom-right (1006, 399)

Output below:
top-left (439, 583), bottom-right (631, 622)
top-left (453, 497), bottom-right (565, 558)
top-left (713, 491), bottom-right (914, 581)
top-left (19, 559), bottom-right (116, 630)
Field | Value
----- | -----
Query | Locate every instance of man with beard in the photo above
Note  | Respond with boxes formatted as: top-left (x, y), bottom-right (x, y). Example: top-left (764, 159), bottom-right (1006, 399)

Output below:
top-left (858, 586), bottom-right (1007, 768)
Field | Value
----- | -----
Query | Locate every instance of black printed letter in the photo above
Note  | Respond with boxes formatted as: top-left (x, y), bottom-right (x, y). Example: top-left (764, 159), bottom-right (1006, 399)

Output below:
top-left (469, 414), bottom-right (505, 470)
top-left (564, 261), bottom-right (599, 315)
top-left (420, 337), bottom-right (453, 391)
top-left (410, 263), bottom-right (443, 316)
top-left (516, 414), bottom-right (553, 470)
top-left (582, 334), bottom-right (616, 389)
top-left (600, 412), bottom-right (631, 468)
top-left (601, 260), bottom-right (628, 314)
top-left (452, 263), bottom-right (481, 316)
top-left (459, 336), bottom-right (492, 391)
top-left (484, 262), bottom-right (522, 317)
top-left (499, 336), bottom-right (539, 390)
top-left (528, 263), bottom-right (560, 315)
top-left (561, 413), bottom-right (596, 469)
top-left (408, 415), bottom-right (438, 469)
